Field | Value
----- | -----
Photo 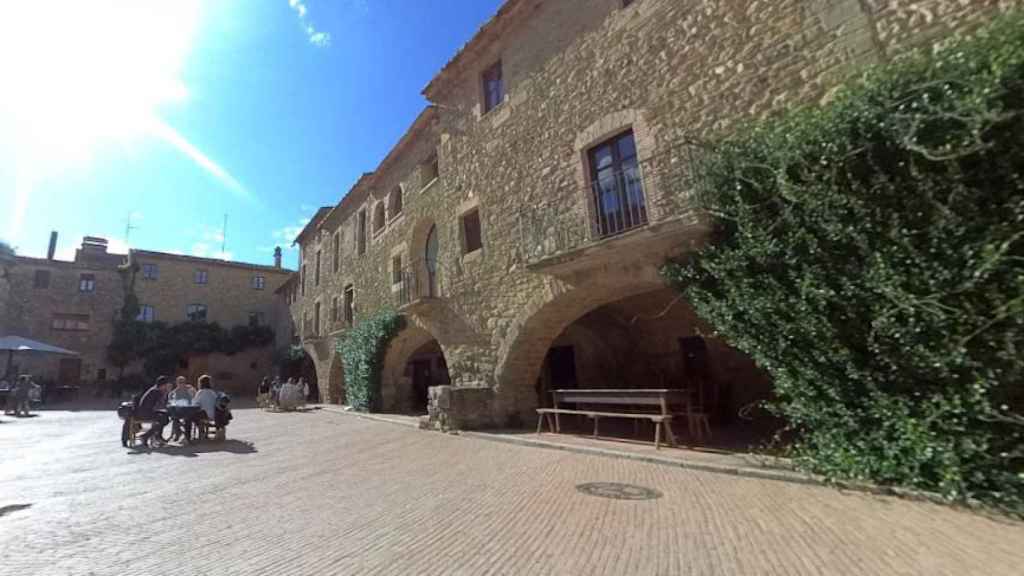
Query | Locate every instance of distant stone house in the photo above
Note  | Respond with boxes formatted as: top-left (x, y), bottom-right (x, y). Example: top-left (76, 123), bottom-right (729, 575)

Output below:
top-left (3, 235), bottom-right (293, 395)
top-left (289, 0), bottom-right (1019, 429)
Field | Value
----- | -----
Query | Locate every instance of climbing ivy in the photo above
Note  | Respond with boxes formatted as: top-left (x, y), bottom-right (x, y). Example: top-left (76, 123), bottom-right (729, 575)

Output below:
top-left (662, 12), bottom-right (1024, 513)
top-left (336, 309), bottom-right (404, 412)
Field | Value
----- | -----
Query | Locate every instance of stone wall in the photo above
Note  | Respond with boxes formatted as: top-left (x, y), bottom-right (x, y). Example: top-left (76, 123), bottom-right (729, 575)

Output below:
top-left (293, 0), bottom-right (1020, 428)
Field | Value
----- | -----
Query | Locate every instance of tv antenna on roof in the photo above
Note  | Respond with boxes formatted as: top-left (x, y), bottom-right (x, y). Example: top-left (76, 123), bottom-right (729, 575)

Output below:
top-left (221, 213), bottom-right (228, 257)
top-left (124, 213), bottom-right (139, 242)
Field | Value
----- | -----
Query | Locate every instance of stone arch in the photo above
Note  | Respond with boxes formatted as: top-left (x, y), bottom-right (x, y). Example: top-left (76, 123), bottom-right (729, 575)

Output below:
top-left (493, 270), bottom-right (666, 422)
top-left (372, 201), bottom-right (386, 234)
top-left (380, 315), bottom-right (450, 414)
top-left (387, 184), bottom-right (404, 221)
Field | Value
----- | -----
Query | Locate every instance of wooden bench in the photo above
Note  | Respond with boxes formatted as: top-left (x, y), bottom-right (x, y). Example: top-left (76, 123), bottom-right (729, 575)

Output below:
top-left (536, 408), bottom-right (673, 450)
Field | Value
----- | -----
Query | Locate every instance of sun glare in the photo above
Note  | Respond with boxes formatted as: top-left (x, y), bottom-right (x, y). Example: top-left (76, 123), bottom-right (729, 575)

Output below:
top-left (0, 1), bottom-right (248, 240)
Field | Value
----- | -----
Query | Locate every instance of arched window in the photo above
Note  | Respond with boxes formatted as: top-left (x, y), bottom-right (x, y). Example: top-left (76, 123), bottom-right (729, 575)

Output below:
top-left (373, 202), bottom-right (386, 234)
top-left (388, 186), bottom-right (403, 219)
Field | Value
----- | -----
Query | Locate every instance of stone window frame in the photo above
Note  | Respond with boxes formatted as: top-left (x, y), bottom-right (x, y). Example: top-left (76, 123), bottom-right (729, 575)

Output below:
top-left (356, 207), bottom-right (368, 256)
top-left (420, 152), bottom-right (440, 192)
top-left (372, 201), bottom-right (387, 238)
top-left (251, 275), bottom-right (266, 290)
top-left (573, 109), bottom-right (660, 240)
top-left (481, 59), bottom-right (505, 115)
top-left (456, 197), bottom-right (484, 264)
top-left (79, 273), bottom-right (96, 293)
top-left (343, 284), bottom-right (355, 327)
top-left (194, 269), bottom-right (209, 285)
top-left (390, 242), bottom-right (407, 293)
top-left (387, 184), bottom-right (404, 223)
top-left (141, 263), bottom-right (158, 281)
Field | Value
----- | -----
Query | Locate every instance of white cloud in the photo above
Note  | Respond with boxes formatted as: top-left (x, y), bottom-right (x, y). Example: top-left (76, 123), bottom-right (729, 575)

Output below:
top-left (271, 215), bottom-right (312, 249)
top-left (190, 241), bottom-right (232, 261)
top-left (288, 0), bottom-right (331, 48)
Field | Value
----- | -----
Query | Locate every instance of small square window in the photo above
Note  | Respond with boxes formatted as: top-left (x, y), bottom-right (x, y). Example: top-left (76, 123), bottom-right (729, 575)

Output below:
top-left (33, 270), bottom-right (50, 289)
top-left (142, 263), bottom-right (158, 280)
top-left (79, 273), bottom-right (96, 293)
top-left (137, 305), bottom-right (155, 323)
top-left (482, 61), bottom-right (504, 114)
top-left (194, 269), bottom-right (208, 285)
top-left (252, 275), bottom-right (266, 290)
top-left (187, 303), bottom-right (207, 322)
top-left (462, 209), bottom-right (483, 254)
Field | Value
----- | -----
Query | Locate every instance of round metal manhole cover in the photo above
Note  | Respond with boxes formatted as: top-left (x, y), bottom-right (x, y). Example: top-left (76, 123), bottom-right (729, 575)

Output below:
top-left (575, 482), bottom-right (662, 500)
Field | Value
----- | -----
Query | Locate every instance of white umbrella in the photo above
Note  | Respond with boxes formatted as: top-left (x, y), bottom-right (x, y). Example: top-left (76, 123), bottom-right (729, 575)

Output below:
top-left (0, 336), bottom-right (79, 379)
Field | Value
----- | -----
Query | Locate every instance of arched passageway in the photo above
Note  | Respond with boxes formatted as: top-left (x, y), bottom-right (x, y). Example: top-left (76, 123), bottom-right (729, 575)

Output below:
top-left (326, 353), bottom-right (345, 405)
top-left (380, 320), bottom-right (450, 414)
top-left (497, 284), bottom-right (777, 447)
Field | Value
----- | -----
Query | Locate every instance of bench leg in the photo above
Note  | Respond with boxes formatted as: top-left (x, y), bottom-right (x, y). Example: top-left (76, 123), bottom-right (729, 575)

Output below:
top-left (633, 419), bottom-right (640, 438)
top-left (592, 417), bottom-right (599, 439)
top-left (536, 413), bottom-right (543, 435)
top-left (554, 411), bottom-right (561, 433)
top-left (654, 421), bottom-right (662, 450)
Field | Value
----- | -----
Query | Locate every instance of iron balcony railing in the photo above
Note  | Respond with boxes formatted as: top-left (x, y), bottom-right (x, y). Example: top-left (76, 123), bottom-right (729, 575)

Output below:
top-left (518, 142), bottom-right (709, 266)
top-left (397, 258), bottom-right (441, 307)
top-left (591, 166), bottom-right (649, 238)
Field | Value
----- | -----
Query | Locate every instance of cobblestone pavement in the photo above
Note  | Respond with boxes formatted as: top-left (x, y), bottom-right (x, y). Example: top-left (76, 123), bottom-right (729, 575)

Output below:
top-left (1, 409), bottom-right (1022, 576)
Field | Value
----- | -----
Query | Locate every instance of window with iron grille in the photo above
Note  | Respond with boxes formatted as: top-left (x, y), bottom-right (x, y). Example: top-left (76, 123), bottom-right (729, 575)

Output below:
top-left (194, 269), bottom-right (208, 285)
top-left (187, 304), bottom-right (207, 322)
top-left (79, 273), bottom-right (96, 293)
top-left (588, 130), bottom-right (647, 237)
top-left (462, 209), bottom-right (483, 254)
top-left (482, 60), bottom-right (504, 114)
top-left (33, 270), bottom-right (50, 289)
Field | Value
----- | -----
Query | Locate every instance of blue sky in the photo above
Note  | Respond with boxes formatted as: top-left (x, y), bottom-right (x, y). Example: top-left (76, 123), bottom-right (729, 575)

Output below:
top-left (0, 0), bottom-right (503, 270)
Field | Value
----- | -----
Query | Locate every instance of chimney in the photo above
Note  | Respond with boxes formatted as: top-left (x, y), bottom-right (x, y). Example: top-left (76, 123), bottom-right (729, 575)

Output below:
top-left (80, 236), bottom-right (109, 254)
top-left (47, 231), bottom-right (58, 260)
top-left (273, 246), bottom-right (282, 268)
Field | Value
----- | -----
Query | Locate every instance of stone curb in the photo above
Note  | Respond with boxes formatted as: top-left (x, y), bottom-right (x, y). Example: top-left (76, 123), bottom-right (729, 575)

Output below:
top-left (313, 404), bottom-right (1011, 519)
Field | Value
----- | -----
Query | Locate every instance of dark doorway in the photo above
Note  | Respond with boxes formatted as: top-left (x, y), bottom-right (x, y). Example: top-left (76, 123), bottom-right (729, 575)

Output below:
top-left (58, 358), bottom-right (82, 386)
top-left (548, 346), bottom-right (577, 389)
top-left (411, 359), bottom-right (431, 413)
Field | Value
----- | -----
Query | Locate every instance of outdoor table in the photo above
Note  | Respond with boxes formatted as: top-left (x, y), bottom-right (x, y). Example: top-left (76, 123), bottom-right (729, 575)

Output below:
top-left (166, 405), bottom-right (204, 441)
top-left (550, 388), bottom-right (690, 446)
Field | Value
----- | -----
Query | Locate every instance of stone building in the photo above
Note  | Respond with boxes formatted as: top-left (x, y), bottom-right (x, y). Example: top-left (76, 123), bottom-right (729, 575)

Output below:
top-left (290, 0), bottom-right (1019, 430)
top-left (2, 234), bottom-right (293, 395)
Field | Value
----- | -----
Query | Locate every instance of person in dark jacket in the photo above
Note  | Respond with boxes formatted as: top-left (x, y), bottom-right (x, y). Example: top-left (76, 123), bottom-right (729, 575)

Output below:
top-left (137, 376), bottom-right (170, 446)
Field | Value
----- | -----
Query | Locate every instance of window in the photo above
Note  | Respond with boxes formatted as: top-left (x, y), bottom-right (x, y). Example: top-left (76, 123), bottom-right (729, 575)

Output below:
top-left (588, 130), bottom-right (647, 237)
top-left (248, 311), bottom-right (265, 327)
top-left (314, 301), bottom-right (321, 335)
top-left (301, 264), bottom-right (307, 297)
top-left (330, 296), bottom-right (339, 323)
top-left (79, 273), bottom-right (96, 293)
top-left (482, 60), bottom-right (504, 114)
top-left (422, 154), bottom-right (439, 187)
top-left (392, 254), bottom-right (403, 285)
top-left (388, 186), bottom-right (403, 219)
top-left (52, 313), bottom-right (90, 331)
top-left (194, 269), bottom-right (208, 285)
top-left (373, 203), bottom-right (386, 235)
top-left (332, 232), bottom-right (340, 273)
top-left (186, 304), bottom-right (207, 322)
top-left (462, 208), bottom-right (483, 254)
top-left (142, 263), bottom-right (158, 280)
top-left (315, 251), bottom-right (321, 286)
top-left (137, 305), bottom-right (155, 323)
top-left (357, 209), bottom-right (367, 255)
top-left (97, 368), bottom-right (107, 381)
top-left (33, 270), bottom-right (50, 289)
top-left (250, 275), bottom-right (265, 290)
top-left (343, 284), bottom-right (354, 326)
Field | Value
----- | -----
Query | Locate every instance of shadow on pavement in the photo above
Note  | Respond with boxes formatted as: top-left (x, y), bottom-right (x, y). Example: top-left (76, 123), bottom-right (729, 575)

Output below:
top-left (0, 503), bottom-right (32, 518)
top-left (127, 439), bottom-right (257, 458)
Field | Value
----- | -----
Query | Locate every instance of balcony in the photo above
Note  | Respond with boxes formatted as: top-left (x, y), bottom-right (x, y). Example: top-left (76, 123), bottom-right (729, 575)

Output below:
top-left (396, 258), bottom-right (443, 311)
top-left (518, 146), bottom-right (712, 276)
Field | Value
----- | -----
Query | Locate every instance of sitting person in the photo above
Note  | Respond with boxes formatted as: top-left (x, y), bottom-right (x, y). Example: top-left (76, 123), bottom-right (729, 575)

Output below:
top-left (168, 376), bottom-right (193, 405)
top-left (193, 375), bottom-right (218, 422)
top-left (277, 377), bottom-right (303, 411)
top-left (137, 376), bottom-right (170, 446)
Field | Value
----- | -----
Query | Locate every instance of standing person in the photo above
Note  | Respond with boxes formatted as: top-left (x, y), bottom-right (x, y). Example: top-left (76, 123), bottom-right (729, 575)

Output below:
top-left (301, 378), bottom-right (310, 404)
top-left (257, 377), bottom-right (270, 409)
top-left (137, 376), bottom-right (171, 447)
top-left (12, 375), bottom-right (32, 417)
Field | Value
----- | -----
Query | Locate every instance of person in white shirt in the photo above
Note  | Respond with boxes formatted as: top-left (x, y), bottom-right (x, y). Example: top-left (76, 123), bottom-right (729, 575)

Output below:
top-left (193, 375), bottom-right (218, 421)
